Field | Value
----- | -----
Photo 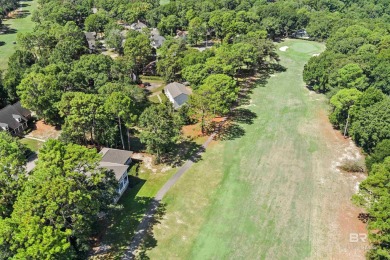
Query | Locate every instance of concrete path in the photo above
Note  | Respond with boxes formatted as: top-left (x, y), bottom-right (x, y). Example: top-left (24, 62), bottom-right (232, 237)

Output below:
top-left (25, 153), bottom-right (38, 173)
top-left (23, 136), bottom-right (46, 142)
top-left (156, 94), bottom-right (162, 104)
top-left (122, 132), bottom-right (218, 259)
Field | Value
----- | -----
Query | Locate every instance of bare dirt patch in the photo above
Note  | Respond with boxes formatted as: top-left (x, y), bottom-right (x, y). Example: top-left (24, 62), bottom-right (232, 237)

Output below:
top-left (26, 120), bottom-right (61, 141)
top-left (308, 94), bottom-right (367, 260)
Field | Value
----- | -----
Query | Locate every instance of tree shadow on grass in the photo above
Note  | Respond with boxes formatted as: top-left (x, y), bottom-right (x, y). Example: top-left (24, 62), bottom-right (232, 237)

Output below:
top-left (134, 200), bottom-right (167, 260)
top-left (162, 139), bottom-right (204, 167)
top-left (216, 123), bottom-right (245, 141)
top-left (229, 108), bottom-right (257, 125)
top-left (91, 174), bottom-right (166, 259)
top-left (0, 26), bottom-right (17, 34)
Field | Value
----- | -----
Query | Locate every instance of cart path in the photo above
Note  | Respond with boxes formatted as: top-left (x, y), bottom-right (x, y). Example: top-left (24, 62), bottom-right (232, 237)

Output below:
top-left (122, 130), bottom-right (219, 259)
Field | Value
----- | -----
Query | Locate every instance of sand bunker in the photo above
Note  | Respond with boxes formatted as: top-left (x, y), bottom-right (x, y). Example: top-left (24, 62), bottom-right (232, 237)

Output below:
top-left (313, 53), bottom-right (320, 57)
top-left (279, 46), bottom-right (289, 51)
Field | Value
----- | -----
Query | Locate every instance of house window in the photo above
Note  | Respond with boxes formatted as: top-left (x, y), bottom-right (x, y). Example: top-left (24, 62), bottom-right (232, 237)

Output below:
top-left (119, 181), bottom-right (124, 191)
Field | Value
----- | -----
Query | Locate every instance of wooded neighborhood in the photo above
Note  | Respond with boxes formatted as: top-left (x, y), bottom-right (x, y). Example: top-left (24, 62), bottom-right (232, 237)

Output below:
top-left (0, 0), bottom-right (389, 259)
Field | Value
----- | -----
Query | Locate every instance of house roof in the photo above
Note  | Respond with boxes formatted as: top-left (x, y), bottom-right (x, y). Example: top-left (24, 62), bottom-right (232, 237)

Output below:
top-left (99, 148), bottom-right (133, 181)
top-left (0, 102), bottom-right (30, 131)
top-left (100, 148), bottom-right (133, 165)
top-left (130, 21), bottom-right (147, 31)
top-left (164, 82), bottom-right (191, 98)
top-left (84, 32), bottom-right (96, 49)
top-left (13, 101), bottom-right (31, 118)
top-left (164, 82), bottom-right (192, 109)
top-left (151, 34), bottom-right (166, 48)
top-left (100, 164), bottom-right (130, 180)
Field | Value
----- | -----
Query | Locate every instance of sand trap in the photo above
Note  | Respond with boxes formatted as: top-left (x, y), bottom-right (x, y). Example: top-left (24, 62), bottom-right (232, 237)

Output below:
top-left (312, 53), bottom-right (320, 57)
top-left (279, 46), bottom-right (289, 52)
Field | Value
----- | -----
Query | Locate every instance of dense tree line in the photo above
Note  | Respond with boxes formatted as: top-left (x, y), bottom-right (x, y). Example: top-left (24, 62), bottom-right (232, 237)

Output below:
top-left (301, 1), bottom-right (390, 258)
top-left (0, 133), bottom-right (117, 259)
top-left (0, 0), bottom-right (19, 16)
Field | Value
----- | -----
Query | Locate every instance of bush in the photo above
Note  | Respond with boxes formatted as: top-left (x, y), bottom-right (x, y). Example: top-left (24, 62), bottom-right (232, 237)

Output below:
top-left (339, 159), bottom-right (366, 173)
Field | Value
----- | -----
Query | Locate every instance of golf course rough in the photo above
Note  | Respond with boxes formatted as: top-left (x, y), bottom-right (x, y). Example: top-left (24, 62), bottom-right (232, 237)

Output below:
top-left (142, 39), bottom-right (367, 260)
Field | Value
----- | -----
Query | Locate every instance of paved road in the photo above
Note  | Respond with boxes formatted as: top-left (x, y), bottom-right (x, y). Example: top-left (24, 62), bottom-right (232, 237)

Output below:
top-left (122, 132), bottom-right (217, 259)
top-left (25, 153), bottom-right (38, 173)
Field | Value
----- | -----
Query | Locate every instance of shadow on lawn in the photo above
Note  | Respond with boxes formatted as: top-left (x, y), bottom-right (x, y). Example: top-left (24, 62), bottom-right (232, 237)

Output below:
top-left (92, 176), bottom-right (166, 259)
top-left (162, 139), bottom-right (204, 167)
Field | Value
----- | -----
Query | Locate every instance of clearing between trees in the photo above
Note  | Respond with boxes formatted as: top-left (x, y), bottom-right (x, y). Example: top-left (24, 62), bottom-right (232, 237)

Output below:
top-left (137, 39), bottom-right (368, 259)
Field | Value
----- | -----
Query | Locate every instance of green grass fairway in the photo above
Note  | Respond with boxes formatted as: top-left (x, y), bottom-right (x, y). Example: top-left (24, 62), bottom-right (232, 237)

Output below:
top-left (141, 39), bottom-right (366, 259)
top-left (0, 0), bottom-right (38, 70)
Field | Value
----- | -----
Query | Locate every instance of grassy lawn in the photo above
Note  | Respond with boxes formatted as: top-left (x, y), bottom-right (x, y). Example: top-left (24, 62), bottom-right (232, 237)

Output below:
top-left (0, 0), bottom-right (38, 70)
top-left (148, 95), bottom-right (160, 104)
top-left (20, 138), bottom-right (44, 153)
top-left (148, 93), bottom-right (167, 104)
top-left (160, 0), bottom-right (170, 5)
top-left (139, 40), bottom-right (366, 259)
top-left (94, 162), bottom-right (177, 258)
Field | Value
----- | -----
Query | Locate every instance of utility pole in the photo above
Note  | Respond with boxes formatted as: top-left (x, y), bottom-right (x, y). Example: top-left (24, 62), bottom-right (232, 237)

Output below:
top-left (343, 112), bottom-right (350, 138)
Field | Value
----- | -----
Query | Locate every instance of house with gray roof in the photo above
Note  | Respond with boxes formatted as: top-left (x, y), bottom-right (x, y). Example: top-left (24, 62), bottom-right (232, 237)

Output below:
top-left (164, 82), bottom-right (192, 109)
top-left (150, 28), bottom-right (166, 48)
top-left (99, 148), bottom-right (133, 201)
top-left (0, 101), bottom-right (31, 135)
top-left (84, 32), bottom-right (96, 52)
top-left (130, 21), bottom-right (148, 32)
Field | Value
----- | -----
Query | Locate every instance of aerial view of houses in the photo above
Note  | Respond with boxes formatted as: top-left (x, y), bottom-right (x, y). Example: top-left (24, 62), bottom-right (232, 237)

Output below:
top-left (0, 0), bottom-right (389, 259)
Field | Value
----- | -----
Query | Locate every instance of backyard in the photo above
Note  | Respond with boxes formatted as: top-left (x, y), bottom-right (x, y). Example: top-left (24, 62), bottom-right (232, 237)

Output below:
top-left (136, 39), bottom-right (368, 259)
top-left (0, 0), bottom-right (38, 70)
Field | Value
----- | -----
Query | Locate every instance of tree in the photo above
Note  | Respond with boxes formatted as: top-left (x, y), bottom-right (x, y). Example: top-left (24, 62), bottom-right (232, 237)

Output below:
top-left (3, 50), bottom-right (36, 102)
top-left (199, 74), bottom-right (238, 115)
top-left (182, 63), bottom-right (208, 88)
top-left (84, 12), bottom-right (109, 33)
top-left (17, 72), bottom-right (61, 123)
top-left (139, 102), bottom-right (181, 162)
top-left (0, 140), bottom-right (117, 259)
top-left (105, 28), bottom-right (123, 53)
top-left (70, 54), bottom-right (113, 91)
top-left (0, 132), bottom-right (27, 218)
top-left (366, 139), bottom-right (390, 171)
top-left (333, 63), bottom-right (368, 90)
top-left (188, 17), bottom-right (206, 45)
top-left (188, 91), bottom-right (214, 134)
top-left (329, 88), bottom-right (362, 130)
top-left (158, 14), bottom-right (180, 36)
top-left (104, 92), bottom-right (137, 150)
top-left (58, 92), bottom-right (112, 146)
top-left (353, 157), bottom-right (390, 259)
top-left (157, 39), bottom-right (187, 82)
top-left (124, 30), bottom-right (153, 76)
top-left (350, 97), bottom-right (390, 152)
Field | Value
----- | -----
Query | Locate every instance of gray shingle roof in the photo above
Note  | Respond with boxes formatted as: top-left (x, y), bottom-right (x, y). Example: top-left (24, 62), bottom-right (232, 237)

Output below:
top-left (164, 82), bottom-right (192, 109)
top-left (100, 164), bottom-right (129, 180)
top-left (164, 82), bottom-right (191, 98)
top-left (100, 148), bottom-right (133, 165)
top-left (0, 102), bottom-right (30, 132)
top-left (130, 21), bottom-right (147, 32)
top-left (99, 148), bottom-right (133, 181)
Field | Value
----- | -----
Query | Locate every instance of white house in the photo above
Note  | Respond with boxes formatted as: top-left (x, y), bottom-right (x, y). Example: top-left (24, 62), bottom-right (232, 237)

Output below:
top-left (99, 148), bottom-right (133, 201)
top-left (164, 82), bottom-right (192, 109)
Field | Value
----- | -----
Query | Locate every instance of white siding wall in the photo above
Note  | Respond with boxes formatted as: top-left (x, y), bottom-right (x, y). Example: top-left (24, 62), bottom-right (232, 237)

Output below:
top-left (165, 90), bottom-right (175, 104)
